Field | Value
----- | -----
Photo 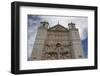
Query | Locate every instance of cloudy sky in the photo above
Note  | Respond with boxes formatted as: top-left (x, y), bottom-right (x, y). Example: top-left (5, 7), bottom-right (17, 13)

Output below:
top-left (27, 15), bottom-right (88, 60)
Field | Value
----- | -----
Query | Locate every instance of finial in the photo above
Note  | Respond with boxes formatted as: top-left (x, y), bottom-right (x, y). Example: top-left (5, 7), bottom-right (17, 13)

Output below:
top-left (58, 20), bottom-right (59, 24)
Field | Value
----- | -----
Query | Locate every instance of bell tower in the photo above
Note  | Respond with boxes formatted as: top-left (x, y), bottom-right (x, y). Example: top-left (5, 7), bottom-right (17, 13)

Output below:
top-left (31, 21), bottom-right (49, 60)
top-left (39, 21), bottom-right (49, 29)
top-left (68, 22), bottom-right (76, 29)
top-left (68, 22), bottom-right (84, 58)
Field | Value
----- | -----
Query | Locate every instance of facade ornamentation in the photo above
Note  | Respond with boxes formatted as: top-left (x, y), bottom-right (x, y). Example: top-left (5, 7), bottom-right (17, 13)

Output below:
top-left (31, 21), bottom-right (84, 60)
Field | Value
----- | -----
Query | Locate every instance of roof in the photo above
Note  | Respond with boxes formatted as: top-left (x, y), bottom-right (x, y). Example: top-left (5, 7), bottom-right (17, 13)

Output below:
top-left (48, 23), bottom-right (68, 32)
top-left (68, 22), bottom-right (75, 26)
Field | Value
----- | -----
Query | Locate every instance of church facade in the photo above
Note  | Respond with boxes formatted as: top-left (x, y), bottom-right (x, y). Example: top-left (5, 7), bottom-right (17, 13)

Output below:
top-left (31, 21), bottom-right (84, 60)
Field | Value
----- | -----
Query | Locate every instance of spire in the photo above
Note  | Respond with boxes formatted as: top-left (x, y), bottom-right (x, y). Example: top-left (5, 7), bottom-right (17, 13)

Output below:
top-left (56, 20), bottom-right (62, 26)
top-left (58, 20), bottom-right (59, 25)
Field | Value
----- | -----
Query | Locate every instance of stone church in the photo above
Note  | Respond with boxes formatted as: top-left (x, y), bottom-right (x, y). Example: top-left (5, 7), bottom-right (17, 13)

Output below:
top-left (31, 21), bottom-right (84, 60)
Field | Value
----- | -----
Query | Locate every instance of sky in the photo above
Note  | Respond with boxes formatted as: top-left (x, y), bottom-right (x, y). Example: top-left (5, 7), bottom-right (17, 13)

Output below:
top-left (27, 15), bottom-right (88, 60)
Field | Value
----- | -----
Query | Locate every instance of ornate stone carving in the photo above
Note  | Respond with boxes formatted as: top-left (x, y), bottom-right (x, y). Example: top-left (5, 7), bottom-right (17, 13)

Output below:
top-left (31, 22), bottom-right (84, 60)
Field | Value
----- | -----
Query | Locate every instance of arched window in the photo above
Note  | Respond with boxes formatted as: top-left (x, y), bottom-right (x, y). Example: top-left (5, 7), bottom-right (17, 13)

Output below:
top-left (56, 43), bottom-right (61, 47)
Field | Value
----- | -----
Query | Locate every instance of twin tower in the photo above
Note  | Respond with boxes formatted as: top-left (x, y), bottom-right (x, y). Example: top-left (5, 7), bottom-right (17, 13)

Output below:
top-left (31, 21), bottom-right (84, 60)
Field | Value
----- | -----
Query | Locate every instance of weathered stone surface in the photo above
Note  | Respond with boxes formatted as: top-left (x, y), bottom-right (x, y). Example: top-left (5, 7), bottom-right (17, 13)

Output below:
top-left (31, 22), bottom-right (84, 60)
